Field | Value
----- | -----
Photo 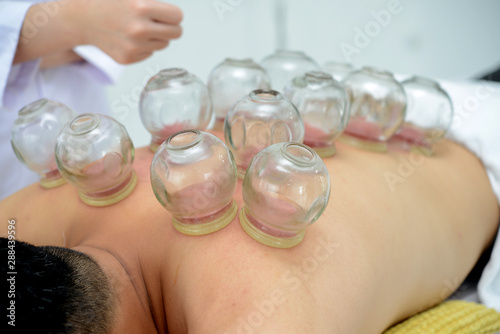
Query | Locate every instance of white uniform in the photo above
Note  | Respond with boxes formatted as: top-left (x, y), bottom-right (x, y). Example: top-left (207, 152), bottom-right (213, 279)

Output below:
top-left (0, 1), bottom-right (123, 199)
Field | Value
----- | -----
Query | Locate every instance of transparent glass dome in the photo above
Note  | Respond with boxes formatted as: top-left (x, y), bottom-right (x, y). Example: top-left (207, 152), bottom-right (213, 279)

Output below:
top-left (151, 130), bottom-right (238, 235)
top-left (55, 114), bottom-right (136, 206)
top-left (224, 89), bottom-right (304, 178)
top-left (390, 76), bottom-right (454, 155)
top-left (322, 61), bottom-right (355, 82)
top-left (139, 68), bottom-right (213, 151)
top-left (284, 71), bottom-right (350, 157)
top-left (240, 142), bottom-right (330, 248)
top-left (341, 66), bottom-right (407, 152)
top-left (207, 58), bottom-right (271, 130)
top-left (260, 50), bottom-right (320, 92)
top-left (11, 99), bottom-right (77, 188)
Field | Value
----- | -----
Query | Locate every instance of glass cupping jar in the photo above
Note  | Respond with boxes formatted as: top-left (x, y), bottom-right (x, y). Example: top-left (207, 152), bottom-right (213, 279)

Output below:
top-left (139, 68), bottom-right (213, 152)
top-left (261, 50), bottom-right (320, 92)
top-left (240, 142), bottom-right (330, 248)
top-left (224, 89), bottom-right (304, 179)
top-left (284, 71), bottom-right (350, 157)
top-left (55, 113), bottom-right (136, 206)
top-left (151, 130), bottom-right (238, 236)
top-left (11, 98), bottom-right (77, 188)
top-left (390, 76), bottom-right (453, 155)
top-left (207, 58), bottom-right (271, 130)
top-left (322, 61), bottom-right (355, 82)
top-left (341, 66), bottom-right (407, 152)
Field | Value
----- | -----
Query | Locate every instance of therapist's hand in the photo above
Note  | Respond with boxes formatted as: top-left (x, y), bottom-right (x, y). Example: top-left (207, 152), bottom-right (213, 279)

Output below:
top-left (14, 0), bottom-right (183, 65)
top-left (70, 0), bottom-right (183, 64)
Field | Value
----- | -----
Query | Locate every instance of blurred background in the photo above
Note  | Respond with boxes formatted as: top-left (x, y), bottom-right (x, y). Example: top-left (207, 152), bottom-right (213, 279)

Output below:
top-left (107, 0), bottom-right (500, 147)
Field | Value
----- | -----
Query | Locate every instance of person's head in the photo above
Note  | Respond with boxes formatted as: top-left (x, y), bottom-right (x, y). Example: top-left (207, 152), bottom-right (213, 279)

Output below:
top-left (0, 238), bottom-right (116, 333)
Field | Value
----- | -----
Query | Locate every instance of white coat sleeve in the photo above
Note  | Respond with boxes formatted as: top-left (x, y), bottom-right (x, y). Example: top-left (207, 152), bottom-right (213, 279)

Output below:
top-left (0, 1), bottom-right (36, 107)
top-left (74, 45), bottom-right (125, 84)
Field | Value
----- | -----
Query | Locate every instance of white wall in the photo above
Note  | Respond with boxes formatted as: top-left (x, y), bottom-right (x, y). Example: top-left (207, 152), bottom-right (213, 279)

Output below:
top-left (107, 0), bottom-right (500, 147)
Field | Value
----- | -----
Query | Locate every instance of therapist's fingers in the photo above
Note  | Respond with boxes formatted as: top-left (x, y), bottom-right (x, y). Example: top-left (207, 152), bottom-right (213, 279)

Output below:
top-left (111, 39), bottom-right (170, 64)
top-left (116, 51), bottom-right (154, 64)
top-left (152, 23), bottom-right (183, 41)
top-left (133, 52), bottom-right (155, 63)
top-left (128, 22), bottom-right (183, 42)
top-left (143, 40), bottom-right (170, 52)
top-left (112, 48), bottom-right (152, 64)
top-left (146, 2), bottom-right (183, 25)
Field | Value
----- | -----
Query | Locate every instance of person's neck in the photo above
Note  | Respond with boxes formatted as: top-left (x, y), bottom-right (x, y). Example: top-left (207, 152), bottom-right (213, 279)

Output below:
top-left (73, 245), bottom-right (163, 333)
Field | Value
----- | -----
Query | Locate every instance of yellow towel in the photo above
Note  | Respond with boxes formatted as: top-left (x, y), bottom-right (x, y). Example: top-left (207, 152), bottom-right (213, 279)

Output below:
top-left (384, 300), bottom-right (500, 334)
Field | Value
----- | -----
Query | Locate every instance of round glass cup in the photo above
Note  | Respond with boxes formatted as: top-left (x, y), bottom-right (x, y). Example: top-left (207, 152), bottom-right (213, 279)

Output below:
top-left (322, 61), bottom-right (355, 82)
top-left (208, 58), bottom-right (271, 130)
top-left (224, 89), bottom-right (304, 178)
top-left (389, 76), bottom-right (453, 155)
top-left (340, 66), bottom-right (407, 152)
top-left (240, 142), bottom-right (330, 248)
top-left (11, 99), bottom-right (77, 188)
top-left (261, 50), bottom-right (320, 93)
top-left (284, 71), bottom-right (350, 157)
top-left (139, 68), bottom-right (213, 152)
top-left (151, 129), bottom-right (238, 235)
top-left (55, 113), bottom-right (136, 206)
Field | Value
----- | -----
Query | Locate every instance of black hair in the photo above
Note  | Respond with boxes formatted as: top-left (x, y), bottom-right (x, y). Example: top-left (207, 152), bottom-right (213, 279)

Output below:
top-left (1, 238), bottom-right (116, 334)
